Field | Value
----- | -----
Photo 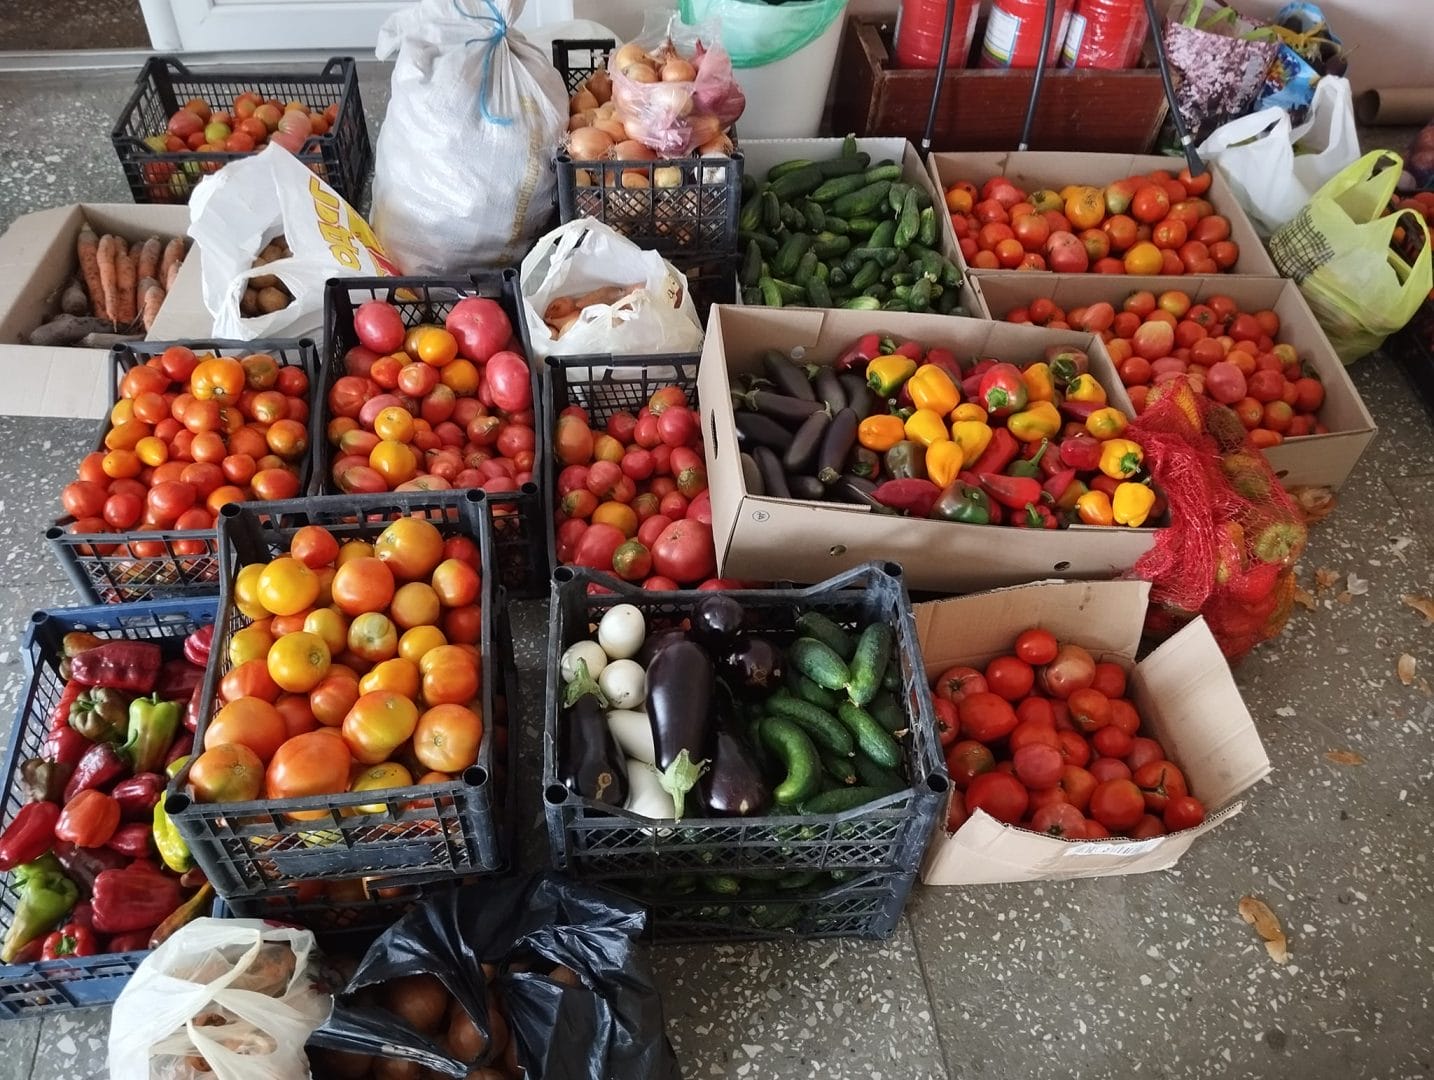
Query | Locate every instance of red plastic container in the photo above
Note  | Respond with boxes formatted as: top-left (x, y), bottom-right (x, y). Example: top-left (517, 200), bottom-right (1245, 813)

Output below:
top-left (894, 0), bottom-right (981, 68)
top-left (979, 0), bottom-right (1074, 68)
top-left (1061, 0), bottom-right (1149, 69)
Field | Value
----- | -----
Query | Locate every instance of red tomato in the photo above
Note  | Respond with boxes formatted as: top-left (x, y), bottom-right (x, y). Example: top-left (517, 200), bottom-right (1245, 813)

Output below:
top-left (1039, 643), bottom-right (1095, 698)
top-left (932, 698), bottom-right (960, 749)
top-left (985, 655), bottom-right (1034, 702)
top-left (1013, 743), bottom-right (1063, 788)
top-left (486, 351), bottom-right (532, 413)
top-left (353, 301), bottom-right (405, 353)
top-left (1133, 760), bottom-right (1188, 813)
top-left (1131, 814), bottom-right (1166, 839)
top-left (649, 519), bottom-right (715, 585)
top-left (1008, 719), bottom-right (1059, 752)
top-left (1090, 778), bottom-right (1145, 832)
top-left (1030, 802), bottom-right (1085, 838)
top-left (1066, 688), bottom-right (1111, 733)
top-left (445, 297), bottom-right (512, 363)
top-left (1091, 725), bottom-right (1134, 759)
top-left (1163, 795), bottom-right (1206, 831)
top-left (1014, 628), bottom-right (1058, 665)
top-left (964, 772), bottom-right (1029, 825)
top-left (944, 740), bottom-right (994, 790)
top-left (1015, 697), bottom-right (1055, 727)
top-left (1090, 662), bottom-right (1126, 698)
top-left (1089, 757), bottom-right (1132, 783)
top-left (1124, 737), bottom-right (1165, 772)
top-left (945, 790), bottom-right (968, 833)
top-left (1107, 699), bottom-right (1141, 736)
top-left (933, 667), bottom-right (987, 705)
top-left (572, 523), bottom-right (625, 571)
top-left (1059, 765), bottom-right (1098, 812)
top-left (958, 693), bottom-right (1018, 743)
top-left (1057, 729), bottom-right (1091, 768)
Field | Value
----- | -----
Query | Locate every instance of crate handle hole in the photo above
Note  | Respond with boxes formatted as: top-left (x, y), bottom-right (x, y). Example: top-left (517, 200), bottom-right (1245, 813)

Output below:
top-left (44, 526), bottom-right (64, 540)
top-left (1053, 560), bottom-right (1071, 571)
top-left (926, 772), bottom-right (950, 795)
top-left (554, 566), bottom-right (577, 584)
top-left (544, 783), bottom-right (570, 806)
top-left (29, 611), bottom-right (49, 627)
top-left (463, 489), bottom-right (487, 508)
top-left (829, 544), bottom-right (847, 557)
top-left (461, 765), bottom-right (489, 788)
top-left (165, 792), bottom-right (191, 815)
top-left (881, 562), bottom-right (902, 579)
top-left (219, 502), bottom-right (244, 523)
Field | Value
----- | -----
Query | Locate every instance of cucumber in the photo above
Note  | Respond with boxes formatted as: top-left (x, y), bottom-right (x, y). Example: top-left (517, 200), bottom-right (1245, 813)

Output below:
top-left (758, 277), bottom-right (784, 308)
top-left (894, 188), bottom-right (921, 249)
top-left (708, 874), bottom-right (742, 896)
top-left (862, 284), bottom-right (889, 301)
top-left (851, 246), bottom-right (900, 267)
top-left (828, 265), bottom-right (849, 288)
top-left (739, 194), bottom-right (763, 233)
top-left (799, 785), bottom-right (892, 815)
top-left (762, 190), bottom-right (781, 232)
top-left (770, 278), bottom-right (806, 303)
top-left (802, 200), bottom-right (826, 232)
top-left (882, 662), bottom-right (902, 693)
top-left (766, 158), bottom-right (814, 182)
top-left (805, 278), bottom-right (834, 309)
top-left (845, 216), bottom-right (882, 236)
top-left (818, 156), bottom-right (867, 178)
top-left (812, 232), bottom-right (850, 259)
top-left (869, 219), bottom-right (898, 250)
top-left (773, 233), bottom-right (812, 277)
top-left (853, 753), bottom-right (906, 793)
top-left (832, 180), bottom-right (893, 219)
top-left (882, 299), bottom-right (910, 312)
top-left (823, 215), bottom-right (851, 236)
top-left (935, 285), bottom-right (960, 314)
top-left (778, 202), bottom-right (806, 233)
top-left (770, 164), bottom-right (825, 200)
top-left (837, 700), bottom-right (902, 769)
top-left (665, 874), bottom-right (698, 896)
top-left (768, 694), bottom-right (855, 757)
top-left (811, 173), bottom-right (868, 203)
top-left (739, 240), bottom-right (763, 288)
top-left (849, 260), bottom-right (881, 292)
top-left (741, 230), bottom-right (779, 255)
top-left (820, 750), bottom-right (859, 787)
top-left (841, 133), bottom-right (859, 158)
top-left (908, 277), bottom-right (933, 312)
top-left (742, 285), bottom-right (763, 306)
top-left (776, 869), bottom-right (822, 890)
top-left (862, 163), bottom-right (903, 184)
top-left (886, 181), bottom-right (912, 213)
top-left (796, 611), bottom-right (856, 657)
top-left (787, 668), bottom-right (842, 710)
top-left (759, 714), bottom-right (822, 806)
top-left (911, 246), bottom-right (945, 283)
top-left (788, 636), bottom-right (851, 692)
top-left (867, 690), bottom-right (906, 735)
top-left (918, 205), bottom-right (938, 247)
top-left (794, 250), bottom-right (819, 288)
top-left (842, 296), bottom-right (882, 311)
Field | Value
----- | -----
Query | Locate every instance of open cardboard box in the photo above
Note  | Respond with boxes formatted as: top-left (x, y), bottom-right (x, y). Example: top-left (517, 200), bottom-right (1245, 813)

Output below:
top-left (972, 274), bottom-right (1376, 491)
top-left (698, 304), bottom-right (1160, 594)
top-left (0, 203), bottom-right (209, 419)
top-left (917, 579), bottom-right (1271, 885)
top-left (926, 151), bottom-right (1278, 280)
top-left (733, 137), bottom-right (985, 317)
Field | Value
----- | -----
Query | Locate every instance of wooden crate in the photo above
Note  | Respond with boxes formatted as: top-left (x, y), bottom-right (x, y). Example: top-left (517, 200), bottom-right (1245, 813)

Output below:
top-left (831, 17), bottom-right (1168, 154)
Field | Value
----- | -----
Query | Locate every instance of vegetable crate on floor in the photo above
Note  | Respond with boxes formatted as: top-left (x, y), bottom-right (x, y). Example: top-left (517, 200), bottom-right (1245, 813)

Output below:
top-left (0, 598), bottom-right (217, 1018)
top-left (218, 870), bottom-right (478, 940)
top-left (604, 869), bottom-right (917, 943)
top-left (543, 562), bottom-right (947, 932)
top-left (167, 490), bottom-right (518, 899)
top-left (542, 352), bottom-right (700, 574)
top-left (47, 337), bottom-right (321, 606)
top-left (111, 56), bottom-right (372, 206)
top-left (551, 39), bottom-right (744, 258)
top-left (320, 274), bottom-right (549, 598)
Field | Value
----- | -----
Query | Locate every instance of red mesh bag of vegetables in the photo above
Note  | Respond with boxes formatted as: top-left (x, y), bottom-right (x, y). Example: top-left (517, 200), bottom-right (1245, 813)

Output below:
top-left (1127, 379), bottom-right (1307, 661)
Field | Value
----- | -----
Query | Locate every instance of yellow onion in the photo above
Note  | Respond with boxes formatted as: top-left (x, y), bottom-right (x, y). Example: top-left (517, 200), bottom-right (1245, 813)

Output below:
top-left (567, 111), bottom-right (594, 133)
top-left (688, 113), bottom-right (720, 147)
top-left (587, 70), bottom-right (613, 104)
top-left (653, 166), bottom-right (683, 188)
top-left (698, 133), bottom-right (734, 157)
top-left (593, 117), bottom-right (628, 142)
top-left (612, 43), bottom-right (648, 72)
top-left (574, 169), bottom-right (595, 187)
top-left (660, 58), bottom-right (696, 82)
top-left (567, 127), bottom-right (614, 161)
top-left (612, 139), bottom-right (657, 162)
top-left (620, 170), bottom-right (650, 189)
top-left (623, 63), bottom-right (658, 84)
top-left (570, 88), bottom-right (598, 114)
top-left (648, 83), bottom-right (693, 118)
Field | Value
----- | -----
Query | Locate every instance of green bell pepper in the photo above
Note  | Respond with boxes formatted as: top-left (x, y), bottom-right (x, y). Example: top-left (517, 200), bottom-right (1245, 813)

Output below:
top-left (1, 854), bottom-right (77, 963)
top-left (931, 483), bottom-right (991, 525)
top-left (121, 695), bottom-right (182, 775)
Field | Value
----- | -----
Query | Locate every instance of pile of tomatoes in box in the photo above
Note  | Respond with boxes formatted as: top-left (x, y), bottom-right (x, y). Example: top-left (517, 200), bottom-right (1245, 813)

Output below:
top-left (551, 384), bottom-right (729, 588)
top-left (935, 628), bottom-right (1206, 842)
top-left (186, 517), bottom-right (486, 810)
top-left (59, 347), bottom-right (310, 546)
top-left (943, 167), bottom-right (1240, 276)
top-left (325, 297), bottom-right (535, 496)
top-left (1000, 289), bottom-right (1327, 449)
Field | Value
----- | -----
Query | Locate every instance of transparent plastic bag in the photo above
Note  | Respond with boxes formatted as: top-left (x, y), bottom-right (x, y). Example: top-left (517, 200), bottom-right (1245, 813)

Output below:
top-left (607, 12), bottom-right (745, 156)
top-left (107, 918), bottom-right (331, 1080)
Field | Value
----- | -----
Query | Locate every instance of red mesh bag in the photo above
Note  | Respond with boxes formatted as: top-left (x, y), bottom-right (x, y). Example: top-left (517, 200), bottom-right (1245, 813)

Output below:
top-left (1127, 381), bottom-right (1307, 661)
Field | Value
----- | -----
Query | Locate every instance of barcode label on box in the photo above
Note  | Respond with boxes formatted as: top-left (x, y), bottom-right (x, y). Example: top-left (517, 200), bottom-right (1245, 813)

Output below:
top-left (1063, 837), bottom-right (1163, 858)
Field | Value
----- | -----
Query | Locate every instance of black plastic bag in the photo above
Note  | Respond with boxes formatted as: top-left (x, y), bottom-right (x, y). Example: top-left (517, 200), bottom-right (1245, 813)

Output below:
top-left (308, 873), bottom-right (680, 1080)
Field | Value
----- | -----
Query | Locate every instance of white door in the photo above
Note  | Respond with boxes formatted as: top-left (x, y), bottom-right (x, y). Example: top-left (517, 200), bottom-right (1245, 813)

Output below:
top-left (139, 0), bottom-right (575, 53)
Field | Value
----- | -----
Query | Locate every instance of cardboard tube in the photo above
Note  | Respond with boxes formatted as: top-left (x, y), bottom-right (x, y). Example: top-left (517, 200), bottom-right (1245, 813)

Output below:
top-left (1356, 87), bottom-right (1434, 127)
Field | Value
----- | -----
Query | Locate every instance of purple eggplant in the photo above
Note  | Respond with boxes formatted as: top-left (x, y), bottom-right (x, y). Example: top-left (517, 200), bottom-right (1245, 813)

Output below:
top-left (690, 594), bottom-right (744, 651)
top-left (637, 627), bottom-right (688, 668)
top-left (718, 636), bottom-right (785, 700)
top-left (699, 688), bottom-right (771, 817)
top-left (560, 662), bottom-right (628, 807)
top-left (646, 641), bottom-right (714, 819)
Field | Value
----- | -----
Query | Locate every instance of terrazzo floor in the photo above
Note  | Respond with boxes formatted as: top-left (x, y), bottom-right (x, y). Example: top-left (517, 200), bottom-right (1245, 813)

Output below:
top-left (1, 62), bottom-right (1433, 1080)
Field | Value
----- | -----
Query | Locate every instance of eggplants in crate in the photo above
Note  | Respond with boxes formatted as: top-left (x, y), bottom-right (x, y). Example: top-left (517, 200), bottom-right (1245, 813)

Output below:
top-left (308, 873), bottom-right (680, 1080)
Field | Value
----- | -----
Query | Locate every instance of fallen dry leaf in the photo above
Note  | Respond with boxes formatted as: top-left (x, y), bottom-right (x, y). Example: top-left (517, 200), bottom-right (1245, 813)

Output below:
top-left (1315, 568), bottom-right (1340, 591)
top-left (1336, 591), bottom-right (1352, 605)
top-left (1397, 654), bottom-right (1417, 686)
top-left (1289, 486), bottom-right (1336, 524)
top-left (1239, 896), bottom-right (1289, 964)
top-left (1292, 587), bottom-right (1317, 611)
top-left (1403, 595), bottom-right (1434, 623)
top-left (1325, 749), bottom-right (1365, 766)
top-left (1346, 572), bottom-right (1370, 596)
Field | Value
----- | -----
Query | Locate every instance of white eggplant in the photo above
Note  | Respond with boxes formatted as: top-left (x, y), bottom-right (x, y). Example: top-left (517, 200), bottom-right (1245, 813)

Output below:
top-left (560, 640), bottom-right (608, 684)
top-left (607, 708), bottom-right (656, 765)
top-left (597, 603), bottom-right (646, 659)
top-left (598, 658), bottom-right (646, 709)
top-left (624, 758), bottom-right (674, 819)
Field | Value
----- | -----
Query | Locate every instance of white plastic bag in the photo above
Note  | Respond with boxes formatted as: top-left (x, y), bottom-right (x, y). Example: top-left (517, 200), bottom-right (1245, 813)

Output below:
top-left (520, 219), bottom-right (704, 360)
top-left (1198, 75), bottom-right (1360, 236)
top-left (107, 918), bottom-right (331, 1080)
top-left (189, 143), bottom-right (396, 340)
top-left (372, 0), bottom-right (568, 275)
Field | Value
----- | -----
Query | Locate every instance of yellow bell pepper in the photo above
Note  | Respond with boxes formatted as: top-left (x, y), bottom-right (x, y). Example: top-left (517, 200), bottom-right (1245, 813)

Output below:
top-left (950, 402), bottom-right (987, 423)
top-left (925, 439), bottom-right (965, 488)
top-left (1099, 438), bottom-right (1144, 479)
top-left (1085, 407), bottom-right (1128, 441)
top-left (858, 414), bottom-right (906, 452)
top-left (1064, 373), bottom-right (1108, 405)
top-left (1076, 489), bottom-right (1114, 526)
top-left (904, 408), bottom-right (949, 448)
top-left (907, 364), bottom-right (959, 415)
top-left (1113, 481), bottom-right (1156, 528)
top-left (866, 355), bottom-right (917, 397)
top-left (1021, 362), bottom-right (1056, 403)
top-left (951, 420), bottom-right (993, 467)
top-left (1007, 400), bottom-right (1061, 444)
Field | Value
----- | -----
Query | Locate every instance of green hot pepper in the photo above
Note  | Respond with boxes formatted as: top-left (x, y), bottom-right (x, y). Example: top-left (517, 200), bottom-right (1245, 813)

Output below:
top-left (931, 483), bottom-right (991, 525)
top-left (68, 687), bottom-right (129, 742)
top-left (1, 854), bottom-right (77, 963)
top-left (121, 695), bottom-right (182, 775)
top-left (883, 440), bottom-right (927, 481)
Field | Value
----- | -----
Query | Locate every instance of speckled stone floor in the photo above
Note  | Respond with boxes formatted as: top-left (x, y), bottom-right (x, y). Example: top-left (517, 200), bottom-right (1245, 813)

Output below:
top-left (0, 0), bottom-right (146, 52)
top-left (2, 62), bottom-right (1434, 1080)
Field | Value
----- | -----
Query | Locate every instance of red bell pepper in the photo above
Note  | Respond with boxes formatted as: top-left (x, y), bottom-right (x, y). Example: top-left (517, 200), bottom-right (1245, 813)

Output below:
top-left (50, 681), bottom-right (85, 734)
top-left (184, 682), bottom-right (204, 733)
top-left (68, 641), bottom-right (161, 695)
top-left (971, 358), bottom-right (997, 376)
top-left (1090, 474), bottom-right (1121, 498)
top-left (834, 332), bottom-right (884, 373)
top-left (55, 790), bottom-right (120, 849)
top-left (104, 823), bottom-right (152, 859)
top-left (52, 841), bottom-right (128, 894)
top-left (111, 774), bottom-right (165, 821)
top-left (871, 479), bottom-right (942, 518)
top-left (1059, 434), bottom-right (1102, 472)
top-left (960, 373), bottom-right (983, 401)
top-left (0, 802), bottom-right (61, 872)
top-left (922, 347), bottom-right (963, 386)
top-left (41, 726), bottom-right (88, 771)
top-left (63, 743), bottom-right (128, 803)
top-left (1044, 469), bottom-right (1080, 504)
top-left (892, 340), bottom-right (924, 362)
top-left (42, 920), bottom-right (98, 960)
top-left (105, 928), bottom-right (154, 953)
top-left (68, 902), bottom-right (93, 927)
top-left (9, 940), bottom-right (43, 964)
top-left (978, 363), bottom-right (1028, 418)
top-left (166, 732), bottom-right (194, 769)
top-left (1060, 421), bottom-right (1087, 441)
top-left (155, 658), bottom-right (203, 702)
top-left (969, 428), bottom-right (1020, 476)
top-left (91, 868), bottom-right (184, 934)
top-left (182, 625), bottom-right (214, 667)
top-left (1059, 399), bottom-right (1102, 423)
top-left (979, 473), bottom-right (1045, 511)
top-left (1011, 502), bottom-right (1059, 529)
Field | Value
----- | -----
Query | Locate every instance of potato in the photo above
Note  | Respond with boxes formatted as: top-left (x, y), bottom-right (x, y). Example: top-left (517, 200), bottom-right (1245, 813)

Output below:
top-left (307, 1049), bottom-right (372, 1079)
top-left (373, 1059), bottom-right (422, 1080)
top-left (382, 974), bottom-right (448, 1033)
top-left (250, 272), bottom-right (279, 290)
top-left (446, 999), bottom-right (489, 1063)
top-left (548, 965), bottom-right (582, 988)
top-left (257, 287), bottom-right (291, 313)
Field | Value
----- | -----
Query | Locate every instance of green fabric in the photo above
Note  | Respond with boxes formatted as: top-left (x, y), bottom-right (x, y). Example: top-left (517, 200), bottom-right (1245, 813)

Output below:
top-left (679, 0), bottom-right (848, 68)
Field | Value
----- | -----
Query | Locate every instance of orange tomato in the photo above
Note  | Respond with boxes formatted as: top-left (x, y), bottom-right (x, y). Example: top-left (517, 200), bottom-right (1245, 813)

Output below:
top-left (336, 539), bottom-right (374, 567)
top-left (228, 623), bottom-right (274, 666)
top-left (302, 607), bottom-right (348, 654)
top-left (205, 696), bottom-right (288, 762)
top-left (188, 743), bottom-right (264, 804)
top-left (442, 604), bottom-right (482, 645)
top-left (373, 406), bottom-right (416, 443)
top-left (266, 630), bottom-right (332, 693)
top-left (1122, 241), bottom-right (1163, 276)
top-left (241, 352), bottom-right (280, 390)
top-left (265, 419), bottom-right (308, 460)
top-left (309, 670), bottom-right (360, 727)
top-left (359, 657), bottom-right (420, 698)
top-left (420, 644), bottom-right (480, 706)
top-left (399, 625), bottom-right (447, 664)
top-left (374, 517), bottom-right (445, 582)
top-left (347, 611), bottom-right (398, 663)
top-left (1130, 186), bottom-right (1171, 224)
top-left (390, 581), bottom-right (441, 629)
top-left (430, 559), bottom-right (480, 607)
top-left (134, 436), bottom-right (170, 467)
top-left (414, 704), bottom-right (483, 773)
top-left (191, 357), bottom-right (246, 402)
top-left (411, 326), bottom-right (458, 367)
top-left (266, 730), bottom-right (352, 818)
top-left (274, 693), bottom-right (318, 739)
top-left (233, 563), bottom-right (268, 620)
top-left (257, 556), bottom-right (320, 616)
top-left (220, 657), bottom-right (281, 704)
top-left (341, 691), bottom-right (420, 765)
top-left (439, 359), bottom-right (479, 396)
top-left (269, 609), bottom-right (313, 637)
top-left (102, 449), bottom-right (142, 479)
top-left (331, 556), bottom-right (395, 616)
top-left (346, 762), bottom-right (414, 815)
top-left (1064, 186), bottom-right (1105, 231)
top-left (369, 439), bottom-right (418, 486)
top-left (207, 485), bottom-right (247, 516)
top-left (290, 524), bottom-right (340, 569)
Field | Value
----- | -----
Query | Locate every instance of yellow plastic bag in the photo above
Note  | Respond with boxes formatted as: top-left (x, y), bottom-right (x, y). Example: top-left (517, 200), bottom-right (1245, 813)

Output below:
top-left (1268, 150), bottom-right (1432, 362)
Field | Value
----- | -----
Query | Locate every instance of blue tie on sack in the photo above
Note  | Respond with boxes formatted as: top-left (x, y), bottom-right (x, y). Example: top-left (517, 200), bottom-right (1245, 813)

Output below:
top-left (453, 0), bottom-right (513, 126)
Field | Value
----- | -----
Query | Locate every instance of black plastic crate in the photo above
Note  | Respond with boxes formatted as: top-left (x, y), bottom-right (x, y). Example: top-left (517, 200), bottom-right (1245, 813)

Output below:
top-left (46, 337), bottom-right (321, 606)
top-left (544, 562), bottom-right (947, 881)
top-left (218, 869), bottom-right (477, 941)
top-left (166, 490), bottom-right (518, 899)
top-left (604, 869), bottom-right (914, 943)
top-left (320, 274), bottom-right (549, 599)
top-left (0, 598), bottom-right (218, 1017)
top-left (542, 353), bottom-right (701, 573)
top-left (552, 38), bottom-right (616, 96)
top-left (675, 254), bottom-right (739, 320)
top-left (111, 55), bottom-right (371, 206)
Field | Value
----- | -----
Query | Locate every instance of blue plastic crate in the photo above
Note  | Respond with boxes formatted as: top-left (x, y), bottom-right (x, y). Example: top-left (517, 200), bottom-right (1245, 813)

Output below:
top-left (0, 597), bottom-right (217, 1019)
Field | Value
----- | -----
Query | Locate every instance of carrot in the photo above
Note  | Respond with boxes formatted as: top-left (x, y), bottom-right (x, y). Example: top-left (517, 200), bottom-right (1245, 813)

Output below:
top-left (164, 259), bottom-right (182, 291)
top-left (140, 281), bottom-right (165, 333)
top-left (135, 236), bottom-right (162, 284)
top-left (113, 243), bottom-right (137, 327)
top-left (76, 226), bottom-right (106, 319)
top-left (96, 234), bottom-right (119, 327)
top-left (160, 237), bottom-right (186, 285)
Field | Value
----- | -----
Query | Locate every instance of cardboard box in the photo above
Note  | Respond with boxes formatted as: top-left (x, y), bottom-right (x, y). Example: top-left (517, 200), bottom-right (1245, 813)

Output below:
top-left (0, 203), bottom-right (209, 419)
top-left (699, 304), bottom-right (1159, 594)
top-left (926, 151), bottom-right (1278, 280)
top-left (972, 274), bottom-right (1377, 491)
top-left (916, 579), bottom-right (1271, 885)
